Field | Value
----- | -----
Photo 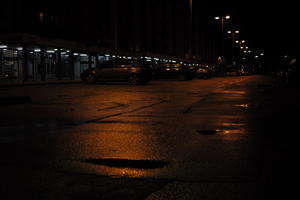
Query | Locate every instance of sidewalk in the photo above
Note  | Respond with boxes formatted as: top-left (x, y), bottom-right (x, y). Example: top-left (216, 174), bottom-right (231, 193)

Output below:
top-left (0, 79), bottom-right (82, 87)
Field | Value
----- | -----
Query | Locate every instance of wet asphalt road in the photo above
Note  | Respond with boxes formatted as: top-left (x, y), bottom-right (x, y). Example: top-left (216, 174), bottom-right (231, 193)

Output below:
top-left (1, 75), bottom-right (296, 199)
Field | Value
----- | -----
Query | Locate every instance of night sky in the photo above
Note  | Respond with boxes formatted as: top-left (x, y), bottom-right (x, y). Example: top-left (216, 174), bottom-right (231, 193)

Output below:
top-left (206, 0), bottom-right (299, 55)
top-left (3, 0), bottom-right (299, 61)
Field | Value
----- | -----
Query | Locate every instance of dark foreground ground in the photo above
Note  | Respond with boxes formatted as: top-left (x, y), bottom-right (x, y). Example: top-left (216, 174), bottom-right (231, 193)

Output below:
top-left (0, 75), bottom-right (299, 200)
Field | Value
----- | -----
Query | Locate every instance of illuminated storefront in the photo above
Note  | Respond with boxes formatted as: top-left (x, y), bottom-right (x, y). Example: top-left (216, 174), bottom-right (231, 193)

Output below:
top-left (0, 34), bottom-right (110, 82)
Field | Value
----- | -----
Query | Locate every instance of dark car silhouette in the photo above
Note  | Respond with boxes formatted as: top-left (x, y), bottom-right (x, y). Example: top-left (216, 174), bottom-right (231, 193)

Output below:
top-left (154, 63), bottom-right (196, 81)
top-left (80, 59), bottom-right (152, 85)
top-left (196, 65), bottom-right (212, 79)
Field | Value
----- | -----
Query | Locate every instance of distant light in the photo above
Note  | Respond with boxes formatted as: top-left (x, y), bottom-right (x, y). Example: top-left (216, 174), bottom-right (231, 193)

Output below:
top-left (215, 16), bottom-right (220, 20)
top-left (112, 55), bottom-right (116, 58)
top-left (245, 47), bottom-right (249, 49)
top-left (235, 30), bottom-right (240, 34)
top-left (17, 47), bottom-right (23, 51)
top-left (0, 45), bottom-right (8, 49)
top-left (242, 57), bottom-right (246, 60)
top-left (127, 57), bottom-right (132, 59)
top-left (54, 49), bottom-right (58, 51)
top-left (46, 50), bottom-right (55, 53)
top-left (105, 54), bottom-right (110, 57)
top-left (39, 12), bottom-right (44, 22)
top-left (260, 53), bottom-right (264, 56)
top-left (172, 60), bottom-right (176, 63)
top-left (284, 55), bottom-right (288, 58)
top-left (241, 40), bottom-right (245, 43)
top-left (80, 54), bottom-right (88, 57)
top-left (34, 49), bottom-right (41, 52)
top-left (240, 47), bottom-right (244, 49)
top-left (248, 50), bottom-right (251, 53)
top-left (73, 53), bottom-right (79, 56)
top-left (235, 40), bottom-right (239, 44)
top-left (255, 56), bottom-right (259, 58)
top-left (225, 15), bottom-right (231, 19)
top-left (244, 51), bottom-right (247, 53)
top-left (227, 31), bottom-right (232, 34)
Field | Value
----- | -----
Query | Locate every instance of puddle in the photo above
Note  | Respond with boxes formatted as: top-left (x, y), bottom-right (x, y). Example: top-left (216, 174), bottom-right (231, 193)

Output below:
top-left (197, 129), bottom-right (219, 135)
top-left (233, 103), bottom-right (255, 108)
top-left (84, 158), bottom-right (169, 169)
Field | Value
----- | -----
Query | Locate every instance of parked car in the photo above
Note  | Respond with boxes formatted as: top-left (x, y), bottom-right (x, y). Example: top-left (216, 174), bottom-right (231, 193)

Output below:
top-left (225, 69), bottom-right (241, 76)
top-left (80, 59), bottom-right (152, 84)
top-left (196, 65), bottom-right (212, 79)
top-left (154, 63), bottom-right (196, 81)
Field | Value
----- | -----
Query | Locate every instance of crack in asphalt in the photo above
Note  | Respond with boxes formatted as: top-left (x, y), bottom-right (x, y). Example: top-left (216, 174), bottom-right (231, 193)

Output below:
top-left (74, 99), bottom-right (167, 125)
top-left (183, 93), bottom-right (217, 114)
top-left (96, 102), bottom-right (126, 111)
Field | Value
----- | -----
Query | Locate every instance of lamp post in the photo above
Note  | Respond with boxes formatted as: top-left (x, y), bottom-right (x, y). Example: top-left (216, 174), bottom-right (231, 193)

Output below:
top-left (227, 30), bottom-right (239, 63)
top-left (189, 0), bottom-right (193, 59)
top-left (214, 15), bottom-right (230, 75)
top-left (235, 40), bottom-right (246, 65)
top-left (214, 15), bottom-right (230, 61)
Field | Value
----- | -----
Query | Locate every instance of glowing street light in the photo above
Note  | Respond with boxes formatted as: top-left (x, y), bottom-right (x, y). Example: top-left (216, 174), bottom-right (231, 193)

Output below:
top-left (214, 15), bottom-right (231, 60)
top-left (214, 15), bottom-right (231, 32)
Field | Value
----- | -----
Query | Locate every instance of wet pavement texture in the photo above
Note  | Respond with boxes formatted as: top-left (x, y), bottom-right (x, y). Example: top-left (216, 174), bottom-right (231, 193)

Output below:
top-left (0, 75), bottom-right (298, 199)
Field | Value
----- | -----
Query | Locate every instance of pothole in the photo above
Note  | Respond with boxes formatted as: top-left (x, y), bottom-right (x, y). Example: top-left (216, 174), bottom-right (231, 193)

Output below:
top-left (84, 158), bottom-right (169, 169)
top-left (196, 129), bottom-right (219, 135)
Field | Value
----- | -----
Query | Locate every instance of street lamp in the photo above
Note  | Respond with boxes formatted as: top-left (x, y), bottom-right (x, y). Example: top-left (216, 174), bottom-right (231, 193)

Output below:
top-left (188, 0), bottom-right (193, 58)
top-left (215, 15), bottom-right (231, 34)
top-left (227, 30), bottom-right (239, 63)
top-left (235, 40), bottom-right (246, 65)
top-left (214, 15), bottom-right (231, 71)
